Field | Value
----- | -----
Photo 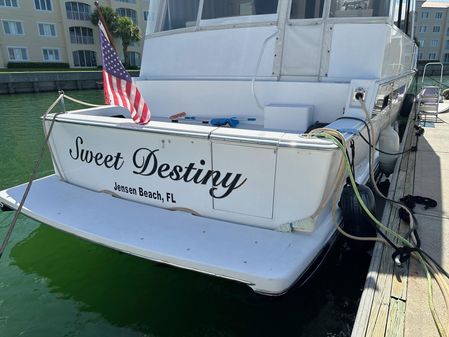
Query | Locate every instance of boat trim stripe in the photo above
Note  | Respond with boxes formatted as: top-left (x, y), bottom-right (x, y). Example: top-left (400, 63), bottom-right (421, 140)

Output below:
top-left (43, 116), bottom-right (338, 150)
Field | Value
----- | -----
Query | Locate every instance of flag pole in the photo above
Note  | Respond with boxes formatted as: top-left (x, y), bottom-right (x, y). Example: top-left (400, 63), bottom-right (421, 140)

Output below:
top-left (94, 1), bottom-right (116, 50)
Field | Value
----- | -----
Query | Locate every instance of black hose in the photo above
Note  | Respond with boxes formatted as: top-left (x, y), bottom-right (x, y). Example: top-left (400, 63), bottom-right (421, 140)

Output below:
top-left (336, 115), bottom-right (419, 231)
top-left (336, 115), bottom-right (420, 244)
top-left (336, 115), bottom-right (449, 279)
top-left (358, 132), bottom-right (415, 155)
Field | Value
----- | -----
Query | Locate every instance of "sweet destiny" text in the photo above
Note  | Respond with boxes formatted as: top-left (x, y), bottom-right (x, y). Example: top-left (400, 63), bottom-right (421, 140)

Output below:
top-left (68, 136), bottom-right (247, 199)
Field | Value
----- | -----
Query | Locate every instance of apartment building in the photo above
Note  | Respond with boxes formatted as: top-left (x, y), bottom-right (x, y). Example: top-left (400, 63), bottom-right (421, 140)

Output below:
top-left (415, 0), bottom-right (449, 63)
top-left (0, 0), bottom-right (150, 68)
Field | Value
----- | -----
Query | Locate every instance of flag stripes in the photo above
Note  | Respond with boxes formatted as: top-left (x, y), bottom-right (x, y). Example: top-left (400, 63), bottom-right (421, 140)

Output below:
top-left (98, 21), bottom-right (150, 124)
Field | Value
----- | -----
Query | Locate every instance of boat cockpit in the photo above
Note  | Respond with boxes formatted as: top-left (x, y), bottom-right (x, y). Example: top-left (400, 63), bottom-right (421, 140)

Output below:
top-left (133, 0), bottom-right (417, 134)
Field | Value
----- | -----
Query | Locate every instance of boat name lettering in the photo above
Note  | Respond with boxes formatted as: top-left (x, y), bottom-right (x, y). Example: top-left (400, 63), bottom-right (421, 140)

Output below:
top-left (67, 137), bottom-right (247, 199)
top-left (113, 181), bottom-right (176, 203)
top-left (69, 136), bottom-right (124, 170)
top-left (132, 147), bottom-right (247, 199)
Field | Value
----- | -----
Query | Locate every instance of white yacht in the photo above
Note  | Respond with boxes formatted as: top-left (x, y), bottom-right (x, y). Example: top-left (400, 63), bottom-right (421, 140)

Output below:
top-left (0, 0), bottom-right (417, 295)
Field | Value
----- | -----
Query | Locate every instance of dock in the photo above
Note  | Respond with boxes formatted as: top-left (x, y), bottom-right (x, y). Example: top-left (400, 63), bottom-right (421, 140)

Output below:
top-left (0, 70), bottom-right (139, 94)
top-left (352, 102), bottom-right (449, 336)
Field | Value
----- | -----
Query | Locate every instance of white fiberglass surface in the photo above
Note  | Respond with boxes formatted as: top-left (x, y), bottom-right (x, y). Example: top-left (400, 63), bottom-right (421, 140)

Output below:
top-left (140, 26), bottom-right (277, 78)
top-left (0, 175), bottom-right (336, 295)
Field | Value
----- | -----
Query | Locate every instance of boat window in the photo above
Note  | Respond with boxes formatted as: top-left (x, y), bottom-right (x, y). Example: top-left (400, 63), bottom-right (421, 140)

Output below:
top-left (329, 0), bottom-right (391, 17)
top-left (202, 0), bottom-right (278, 20)
top-left (160, 0), bottom-right (200, 31)
top-left (394, 0), bottom-right (413, 36)
top-left (290, 0), bottom-right (325, 19)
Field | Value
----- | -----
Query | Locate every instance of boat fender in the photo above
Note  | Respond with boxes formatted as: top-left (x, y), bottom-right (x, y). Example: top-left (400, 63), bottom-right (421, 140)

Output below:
top-left (339, 183), bottom-right (376, 238)
top-left (378, 126), bottom-right (400, 176)
top-left (399, 93), bottom-right (415, 117)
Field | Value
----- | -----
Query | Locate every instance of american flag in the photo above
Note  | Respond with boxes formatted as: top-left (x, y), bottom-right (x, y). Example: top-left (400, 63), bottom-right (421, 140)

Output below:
top-left (99, 21), bottom-right (150, 124)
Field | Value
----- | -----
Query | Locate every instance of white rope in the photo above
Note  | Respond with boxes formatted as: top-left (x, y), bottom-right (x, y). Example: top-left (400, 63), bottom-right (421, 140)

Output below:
top-left (251, 30), bottom-right (279, 111)
top-left (63, 93), bottom-right (102, 107)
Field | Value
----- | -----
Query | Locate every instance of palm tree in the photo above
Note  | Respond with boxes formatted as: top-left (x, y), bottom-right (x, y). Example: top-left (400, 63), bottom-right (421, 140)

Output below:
top-left (91, 5), bottom-right (117, 36)
top-left (114, 17), bottom-right (141, 68)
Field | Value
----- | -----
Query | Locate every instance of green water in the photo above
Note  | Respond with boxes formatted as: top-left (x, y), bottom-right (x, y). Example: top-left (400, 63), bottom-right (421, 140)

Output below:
top-left (0, 90), bottom-right (371, 337)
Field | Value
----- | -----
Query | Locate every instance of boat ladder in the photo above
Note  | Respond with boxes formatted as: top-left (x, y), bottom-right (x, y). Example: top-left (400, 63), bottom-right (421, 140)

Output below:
top-left (418, 62), bottom-right (444, 124)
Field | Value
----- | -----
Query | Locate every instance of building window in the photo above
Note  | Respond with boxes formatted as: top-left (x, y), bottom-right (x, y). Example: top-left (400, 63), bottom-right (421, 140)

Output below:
top-left (433, 26), bottom-right (440, 33)
top-left (37, 22), bottom-right (56, 37)
top-left (116, 7), bottom-right (137, 24)
top-left (429, 52), bottom-right (437, 60)
top-left (69, 26), bottom-right (94, 44)
top-left (0, 0), bottom-right (18, 7)
top-left (42, 48), bottom-right (60, 61)
top-left (144, 11), bottom-right (148, 21)
top-left (418, 52), bottom-right (423, 60)
top-left (419, 40), bottom-right (424, 47)
top-left (436, 12), bottom-right (443, 19)
top-left (419, 26), bottom-right (427, 33)
top-left (115, 0), bottom-right (136, 3)
top-left (431, 40), bottom-right (439, 47)
top-left (127, 51), bottom-right (141, 67)
top-left (34, 0), bottom-right (52, 11)
top-left (73, 50), bottom-right (96, 67)
top-left (3, 20), bottom-right (23, 35)
top-left (7, 47), bottom-right (28, 61)
top-left (446, 40), bottom-right (449, 49)
top-left (445, 53), bottom-right (449, 63)
top-left (66, 2), bottom-right (91, 20)
top-left (421, 11), bottom-right (429, 19)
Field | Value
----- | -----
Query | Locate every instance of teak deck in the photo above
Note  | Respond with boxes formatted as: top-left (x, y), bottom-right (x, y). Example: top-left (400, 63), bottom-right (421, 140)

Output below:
top-left (352, 103), bottom-right (449, 337)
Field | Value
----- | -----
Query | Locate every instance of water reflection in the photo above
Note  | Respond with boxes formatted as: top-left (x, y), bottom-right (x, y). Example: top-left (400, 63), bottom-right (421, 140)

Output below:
top-left (9, 223), bottom-right (370, 337)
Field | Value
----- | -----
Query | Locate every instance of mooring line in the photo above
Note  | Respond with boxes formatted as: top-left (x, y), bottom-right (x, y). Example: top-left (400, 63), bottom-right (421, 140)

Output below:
top-left (0, 94), bottom-right (65, 258)
top-left (63, 94), bottom-right (101, 108)
top-left (0, 92), bottom-right (105, 258)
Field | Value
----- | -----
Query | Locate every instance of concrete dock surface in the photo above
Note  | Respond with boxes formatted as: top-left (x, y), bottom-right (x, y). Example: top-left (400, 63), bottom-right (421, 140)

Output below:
top-left (352, 104), bottom-right (449, 337)
top-left (404, 111), bottom-right (449, 337)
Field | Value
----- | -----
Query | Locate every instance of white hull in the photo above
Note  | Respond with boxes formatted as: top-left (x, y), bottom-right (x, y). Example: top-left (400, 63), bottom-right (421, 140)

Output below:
top-left (45, 109), bottom-right (344, 231)
top-left (0, 70), bottom-right (414, 294)
top-left (0, 0), bottom-right (419, 294)
top-left (1, 175), bottom-right (339, 295)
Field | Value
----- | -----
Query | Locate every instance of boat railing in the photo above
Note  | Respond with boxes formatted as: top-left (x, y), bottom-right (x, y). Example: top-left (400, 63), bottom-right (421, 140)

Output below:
top-left (422, 62), bottom-right (444, 87)
top-left (418, 62), bottom-right (444, 124)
